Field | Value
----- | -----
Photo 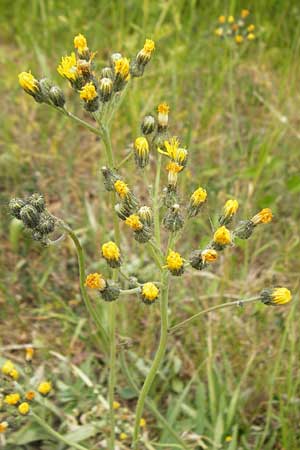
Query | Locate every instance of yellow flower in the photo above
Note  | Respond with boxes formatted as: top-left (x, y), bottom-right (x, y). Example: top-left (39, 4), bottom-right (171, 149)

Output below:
top-left (9, 368), bottom-right (19, 380)
top-left (114, 57), bottom-right (130, 79)
top-left (134, 137), bottom-right (149, 157)
top-left (102, 241), bottom-right (121, 261)
top-left (166, 161), bottom-right (184, 186)
top-left (228, 15), bottom-right (234, 23)
top-left (261, 287), bottom-right (292, 306)
top-left (18, 402), bottom-right (30, 415)
top-left (4, 393), bottom-right (20, 405)
top-left (25, 347), bottom-right (34, 362)
top-left (157, 102), bottom-right (169, 128)
top-left (142, 282), bottom-right (159, 304)
top-left (158, 102), bottom-right (169, 114)
top-left (18, 72), bottom-right (38, 93)
top-left (74, 33), bottom-right (88, 53)
top-left (213, 226), bottom-right (231, 246)
top-left (143, 39), bottom-right (155, 54)
top-left (57, 52), bottom-right (78, 81)
top-left (2, 360), bottom-right (15, 375)
top-left (113, 401), bottom-right (120, 410)
top-left (225, 435), bottom-right (233, 442)
top-left (251, 208), bottom-right (273, 225)
top-left (85, 273), bottom-right (106, 290)
top-left (247, 33), bottom-right (255, 41)
top-left (80, 82), bottom-right (97, 101)
top-left (25, 391), bottom-right (36, 401)
top-left (159, 137), bottom-right (188, 165)
top-left (215, 27), bottom-right (224, 36)
top-left (114, 180), bottom-right (130, 199)
top-left (0, 422), bottom-right (8, 433)
top-left (248, 24), bottom-right (255, 32)
top-left (241, 9), bottom-right (250, 18)
top-left (166, 250), bottom-right (184, 271)
top-left (224, 199), bottom-right (239, 217)
top-left (202, 249), bottom-right (218, 263)
top-left (191, 187), bottom-right (207, 206)
top-left (140, 418), bottom-right (146, 427)
top-left (120, 432), bottom-right (128, 440)
top-left (125, 214), bottom-right (143, 231)
top-left (38, 381), bottom-right (52, 396)
top-left (235, 35), bottom-right (244, 44)
top-left (218, 15), bottom-right (226, 24)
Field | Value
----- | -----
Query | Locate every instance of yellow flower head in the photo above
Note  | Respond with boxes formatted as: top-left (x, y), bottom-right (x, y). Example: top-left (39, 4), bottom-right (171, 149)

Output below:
top-left (159, 137), bottom-right (188, 165)
top-left (241, 9), bottom-right (250, 18)
top-left (134, 137), bottom-right (149, 156)
top-left (18, 71), bottom-right (38, 93)
top-left (143, 39), bottom-right (155, 54)
top-left (113, 401), bottom-right (120, 410)
top-left (0, 422), bottom-right (8, 433)
top-left (251, 208), bottom-right (273, 225)
top-left (25, 391), bottom-right (36, 401)
top-left (74, 33), bottom-right (88, 53)
top-left (247, 33), bottom-right (255, 41)
top-left (9, 368), bottom-right (19, 380)
top-left (215, 27), bottom-right (224, 36)
top-left (166, 161), bottom-right (183, 174)
top-left (85, 273), bottom-right (106, 290)
top-left (38, 381), bottom-right (52, 396)
top-left (213, 226), bottom-right (231, 245)
top-left (166, 250), bottom-right (184, 271)
top-left (142, 282), bottom-right (159, 303)
top-left (57, 52), bottom-right (78, 81)
top-left (261, 287), bottom-right (292, 306)
top-left (235, 35), bottom-right (244, 44)
top-left (18, 402), bottom-right (30, 415)
top-left (202, 249), bottom-right (218, 263)
top-left (25, 347), bottom-right (34, 362)
top-left (2, 360), bottom-right (15, 375)
top-left (120, 432), bottom-right (128, 440)
top-left (5, 393), bottom-right (20, 405)
top-left (140, 418), bottom-right (147, 427)
top-left (114, 57), bottom-right (130, 79)
top-left (158, 102), bottom-right (169, 114)
top-left (125, 214), bottom-right (143, 231)
top-left (248, 24), bottom-right (255, 32)
top-left (225, 435), bottom-right (233, 442)
top-left (218, 15), bottom-right (226, 24)
top-left (191, 187), bottom-right (207, 206)
top-left (114, 180), bottom-right (130, 199)
top-left (157, 102), bottom-right (169, 128)
top-left (102, 241), bottom-right (121, 261)
top-left (228, 15), bottom-right (235, 23)
top-left (80, 82), bottom-right (97, 101)
top-left (224, 199), bottom-right (239, 217)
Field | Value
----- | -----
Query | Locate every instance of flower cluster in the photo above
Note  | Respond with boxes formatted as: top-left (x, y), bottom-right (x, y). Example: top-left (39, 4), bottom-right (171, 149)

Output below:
top-left (0, 349), bottom-right (52, 436)
top-left (214, 9), bottom-right (256, 44)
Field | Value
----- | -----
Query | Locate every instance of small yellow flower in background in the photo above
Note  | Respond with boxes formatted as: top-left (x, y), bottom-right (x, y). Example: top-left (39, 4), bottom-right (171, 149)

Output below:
top-left (57, 53), bottom-right (78, 81)
top-left (114, 57), bottom-right (130, 79)
top-left (101, 241), bottom-right (121, 266)
top-left (80, 82), bottom-right (98, 101)
top-left (25, 347), bottom-right (34, 362)
top-left (215, 27), bottom-right (224, 36)
top-left (191, 187), bottom-right (207, 206)
top-left (228, 15), bottom-right (234, 23)
top-left (114, 180), bottom-right (130, 199)
top-left (261, 287), bottom-right (292, 306)
top-left (9, 368), bottom-right (19, 380)
top-left (218, 15), bottom-right (226, 23)
top-left (235, 35), bottom-right (244, 44)
top-left (25, 391), bottom-right (36, 401)
top-left (85, 273), bottom-right (106, 290)
top-left (165, 250), bottom-right (185, 276)
top-left (18, 402), bottom-right (30, 415)
top-left (248, 24), bottom-right (255, 32)
top-left (213, 226), bottom-right (231, 246)
top-left (140, 417), bottom-right (146, 427)
top-left (0, 422), bottom-right (8, 433)
top-left (2, 360), bottom-right (15, 375)
top-left (241, 9), bottom-right (250, 18)
top-left (251, 208), bottom-right (273, 225)
top-left (225, 435), bottom-right (233, 442)
top-left (74, 33), bottom-right (88, 54)
top-left (120, 432), bottom-right (128, 440)
top-left (38, 381), bottom-right (52, 396)
top-left (224, 199), bottom-right (239, 217)
top-left (157, 102), bottom-right (170, 128)
top-left (202, 249), bottom-right (218, 263)
top-left (4, 393), bottom-right (20, 405)
top-left (231, 23), bottom-right (239, 32)
top-left (141, 282), bottom-right (159, 304)
top-left (18, 72), bottom-right (38, 93)
top-left (125, 214), bottom-right (143, 231)
top-left (113, 400), bottom-right (121, 410)
top-left (248, 33), bottom-right (255, 40)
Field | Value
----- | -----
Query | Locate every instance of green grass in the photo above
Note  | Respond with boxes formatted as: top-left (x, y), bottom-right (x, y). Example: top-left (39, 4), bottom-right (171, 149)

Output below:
top-left (0, 0), bottom-right (300, 448)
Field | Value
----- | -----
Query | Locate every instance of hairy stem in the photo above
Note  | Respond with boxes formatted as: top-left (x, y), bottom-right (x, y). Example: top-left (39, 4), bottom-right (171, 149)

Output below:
top-left (153, 154), bottom-right (162, 246)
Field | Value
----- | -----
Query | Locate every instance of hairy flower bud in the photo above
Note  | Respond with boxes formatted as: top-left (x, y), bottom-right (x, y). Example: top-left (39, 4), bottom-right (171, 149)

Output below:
top-left (188, 187), bottom-right (207, 217)
top-left (27, 193), bottom-right (45, 213)
top-left (49, 86), bottom-right (66, 107)
top-left (101, 67), bottom-right (114, 79)
top-left (141, 115), bottom-right (156, 135)
top-left (99, 77), bottom-right (113, 102)
top-left (37, 212), bottom-right (55, 235)
top-left (9, 198), bottom-right (26, 219)
top-left (101, 166), bottom-right (120, 191)
top-left (157, 102), bottom-right (169, 130)
top-left (138, 206), bottom-right (153, 227)
top-left (212, 226), bottom-right (231, 251)
top-left (163, 204), bottom-right (184, 232)
top-left (134, 136), bottom-right (150, 168)
top-left (260, 287), bottom-right (292, 306)
top-left (20, 204), bottom-right (40, 229)
top-left (115, 202), bottom-right (132, 220)
top-left (219, 199), bottom-right (239, 226)
top-left (233, 220), bottom-right (254, 240)
top-left (100, 281), bottom-right (121, 302)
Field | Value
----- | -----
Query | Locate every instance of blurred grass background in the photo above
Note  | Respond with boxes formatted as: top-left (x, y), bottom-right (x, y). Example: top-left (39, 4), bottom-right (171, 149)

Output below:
top-left (0, 0), bottom-right (300, 448)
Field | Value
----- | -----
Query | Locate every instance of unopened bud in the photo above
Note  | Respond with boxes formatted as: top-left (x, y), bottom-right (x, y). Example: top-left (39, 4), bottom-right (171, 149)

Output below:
top-left (9, 198), bottom-right (26, 219)
top-left (138, 206), bottom-right (153, 227)
top-left (163, 203), bottom-right (184, 232)
top-left (20, 204), bottom-right (40, 229)
top-left (141, 115), bottom-right (156, 135)
top-left (99, 77), bottom-right (113, 102)
top-left (101, 67), bottom-right (114, 79)
top-left (49, 86), bottom-right (66, 107)
top-left (27, 193), bottom-right (45, 213)
top-left (233, 220), bottom-right (254, 240)
top-left (101, 166), bottom-right (120, 191)
top-left (100, 281), bottom-right (120, 302)
top-left (37, 212), bottom-right (55, 235)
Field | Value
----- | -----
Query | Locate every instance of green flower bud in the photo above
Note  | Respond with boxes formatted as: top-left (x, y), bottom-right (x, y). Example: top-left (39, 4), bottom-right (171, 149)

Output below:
top-left (99, 78), bottom-right (113, 102)
top-left (138, 206), bottom-right (153, 227)
top-left (134, 226), bottom-right (152, 243)
top-left (49, 86), bottom-right (66, 107)
top-left (83, 97), bottom-right (99, 112)
top-left (141, 115), bottom-right (156, 135)
top-left (27, 193), bottom-right (45, 213)
top-left (163, 204), bottom-right (184, 232)
top-left (100, 281), bottom-right (120, 302)
top-left (39, 78), bottom-right (54, 102)
top-left (101, 67), bottom-right (114, 79)
top-left (37, 212), bottom-right (55, 234)
top-left (233, 220), bottom-right (254, 240)
top-left (189, 250), bottom-right (206, 270)
top-left (20, 204), bottom-right (40, 229)
top-left (115, 203), bottom-right (132, 221)
top-left (101, 166), bottom-right (120, 191)
top-left (9, 198), bottom-right (26, 219)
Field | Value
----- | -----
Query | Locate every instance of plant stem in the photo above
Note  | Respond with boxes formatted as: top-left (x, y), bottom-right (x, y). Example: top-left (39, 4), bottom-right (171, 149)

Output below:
top-left (153, 154), bottom-right (162, 247)
top-left (31, 411), bottom-right (88, 450)
top-left (169, 296), bottom-right (260, 334)
top-left (47, 104), bottom-right (101, 136)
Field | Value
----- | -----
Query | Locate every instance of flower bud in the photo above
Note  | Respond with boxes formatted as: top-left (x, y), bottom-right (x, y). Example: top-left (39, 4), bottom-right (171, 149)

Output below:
top-left (136, 39), bottom-right (155, 67)
top-left (114, 180), bottom-right (138, 210)
top-left (37, 212), bottom-right (55, 235)
top-left (74, 33), bottom-right (89, 59)
top-left (18, 71), bottom-right (44, 102)
top-left (101, 67), bottom-right (114, 79)
top-left (102, 241), bottom-right (122, 268)
top-left (141, 282), bottom-right (159, 304)
top-left (113, 57), bottom-right (130, 91)
top-left (251, 208), bottom-right (273, 226)
top-left (9, 198), bottom-right (26, 219)
top-left (101, 281), bottom-right (121, 302)
top-left (189, 250), bottom-right (206, 270)
top-left (141, 115), bottom-right (156, 135)
top-left (99, 77), bottom-right (113, 102)
top-left (157, 103), bottom-right (169, 130)
top-left (188, 187), bottom-right (207, 217)
top-left (27, 193), bottom-right (45, 213)
top-left (115, 202), bottom-right (132, 220)
top-left (165, 250), bottom-right (184, 276)
top-left (260, 287), bottom-right (292, 306)
top-left (233, 220), bottom-right (254, 240)
top-left (134, 136), bottom-right (150, 168)
top-left (138, 206), bottom-right (153, 227)
top-left (212, 226), bottom-right (231, 251)
top-left (110, 53), bottom-right (123, 66)
top-left (39, 78), bottom-right (54, 101)
top-left (20, 204), bottom-right (40, 229)
top-left (163, 204), bottom-right (184, 232)
top-left (49, 86), bottom-right (66, 107)
top-left (80, 82), bottom-right (99, 112)
top-left (133, 226), bottom-right (152, 243)
top-left (101, 166), bottom-right (120, 191)
top-left (219, 199), bottom-right (239, 226)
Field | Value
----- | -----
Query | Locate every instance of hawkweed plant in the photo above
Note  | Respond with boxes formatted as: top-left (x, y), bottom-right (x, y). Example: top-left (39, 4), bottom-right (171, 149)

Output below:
top-left (9, 33), bottom-right (292, 449)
